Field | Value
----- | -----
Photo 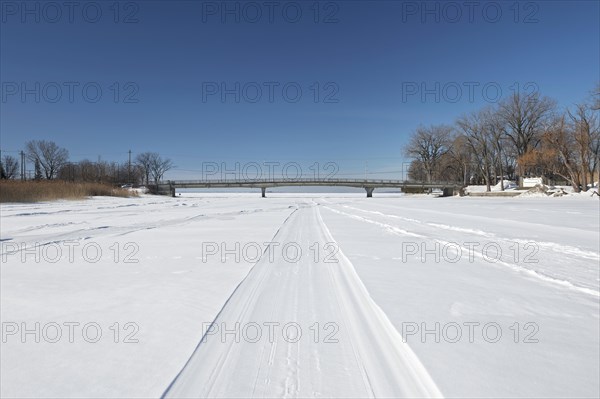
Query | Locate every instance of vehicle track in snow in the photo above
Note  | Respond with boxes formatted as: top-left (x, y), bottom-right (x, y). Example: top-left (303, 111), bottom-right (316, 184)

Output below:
top-left (163, 201), bottom-right (442, 398)
top-left (340, 204), bottom-right (600, 262)
top-left (320, 202), bottom-right (599, 297)
top-left (0, 204), bottom-right (298, 257)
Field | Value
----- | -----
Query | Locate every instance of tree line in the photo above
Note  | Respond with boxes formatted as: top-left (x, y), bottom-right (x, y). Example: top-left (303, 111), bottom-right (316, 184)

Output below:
top-left (404, 85), bottom-right (600, 192)
top-left (0, 141), bottom-right (173, 186)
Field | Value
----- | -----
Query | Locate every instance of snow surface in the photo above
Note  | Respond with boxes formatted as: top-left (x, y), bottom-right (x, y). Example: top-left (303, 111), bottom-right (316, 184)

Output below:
top-left (1, 193), bottom-right (599, 398)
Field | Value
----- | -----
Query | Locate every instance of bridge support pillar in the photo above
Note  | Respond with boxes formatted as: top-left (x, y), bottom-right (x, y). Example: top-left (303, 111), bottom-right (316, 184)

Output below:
top-left (169, 184), bottom-right (176, 197)
top-left (365, 187), bottom-right (374, 198)
top-left (261, 187), bottom-right (266, 198)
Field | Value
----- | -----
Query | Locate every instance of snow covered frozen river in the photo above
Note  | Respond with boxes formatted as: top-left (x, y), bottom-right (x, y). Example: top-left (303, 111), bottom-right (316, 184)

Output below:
top-left (1, 194), bottom-right (598, 398)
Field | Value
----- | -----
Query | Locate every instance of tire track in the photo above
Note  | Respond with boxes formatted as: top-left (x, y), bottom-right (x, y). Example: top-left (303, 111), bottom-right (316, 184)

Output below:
top-left (163, 202), bottom-right (442, 398)
top-left (321, 204), bottom-right (599, 298)
top-left (343, 204), bottom-right (599, 262)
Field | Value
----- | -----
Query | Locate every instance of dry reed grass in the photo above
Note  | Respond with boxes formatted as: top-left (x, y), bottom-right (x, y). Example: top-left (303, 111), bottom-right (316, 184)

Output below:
top-left (0, 181), bottom-right (138, 203)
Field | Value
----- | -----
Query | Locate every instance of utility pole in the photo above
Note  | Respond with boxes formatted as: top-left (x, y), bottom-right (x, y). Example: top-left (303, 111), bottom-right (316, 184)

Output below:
top-left (128, 149), bottom-right (132, 183)
top-left (20, 151), bottom-right (25, 181)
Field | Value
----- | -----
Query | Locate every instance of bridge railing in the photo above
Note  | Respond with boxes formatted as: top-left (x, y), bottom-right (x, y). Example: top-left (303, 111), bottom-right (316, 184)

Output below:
top-left (161, 178), bottom-right (458, 186)
top-left (163, 178), bottom-right (404, 185)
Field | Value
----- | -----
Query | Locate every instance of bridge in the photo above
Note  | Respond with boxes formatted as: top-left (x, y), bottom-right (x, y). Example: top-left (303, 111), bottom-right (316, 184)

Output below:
top-left (156, 178), bottom-right (461, 198)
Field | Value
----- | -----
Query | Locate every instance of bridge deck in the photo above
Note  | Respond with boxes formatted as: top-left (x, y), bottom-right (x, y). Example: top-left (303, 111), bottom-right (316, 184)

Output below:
top-left (155, 179), bottom-right (460, 197)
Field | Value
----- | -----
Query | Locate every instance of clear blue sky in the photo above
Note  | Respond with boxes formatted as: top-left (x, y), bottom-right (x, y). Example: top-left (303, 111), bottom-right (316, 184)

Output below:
top-left (1, 0), bottom-right (599, 179)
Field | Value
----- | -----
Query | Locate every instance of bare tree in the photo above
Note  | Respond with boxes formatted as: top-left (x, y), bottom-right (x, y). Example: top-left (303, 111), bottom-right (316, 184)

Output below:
top-left (482, 109), bottom-right (510, 190)
top-left (2, 155), bottom-right (19, 179)
top-left (457, 110), bottom-right (496, 191)
top-left (149, 154), bottom-right (174, 184)
top-left (404, 125), bottom-right (453, 182)
top-left (135, 152), bottom-right (155, 185)
top-left (25, 140), bottom-right (69, 180)
top-left (34, 159), bottom-right (43, 180)
top-left (592, 83), bottom-right (600, 111)
top-left (407, 159), bottom-right (427, 182)
top-left (79, 159), bottom-right (98, 182)
top-left (497, 92), bottom-right (556, 176)
top-left (568, 103), bottom-right (600, 190)
top-left (543, 115), bottom-right (582, 192)
top-left (445, 135), bottom-right (473, 186)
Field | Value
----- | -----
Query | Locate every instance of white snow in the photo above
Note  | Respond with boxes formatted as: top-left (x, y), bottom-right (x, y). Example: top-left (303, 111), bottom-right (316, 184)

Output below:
top-left (1, 193), bottom-right (599, 398)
